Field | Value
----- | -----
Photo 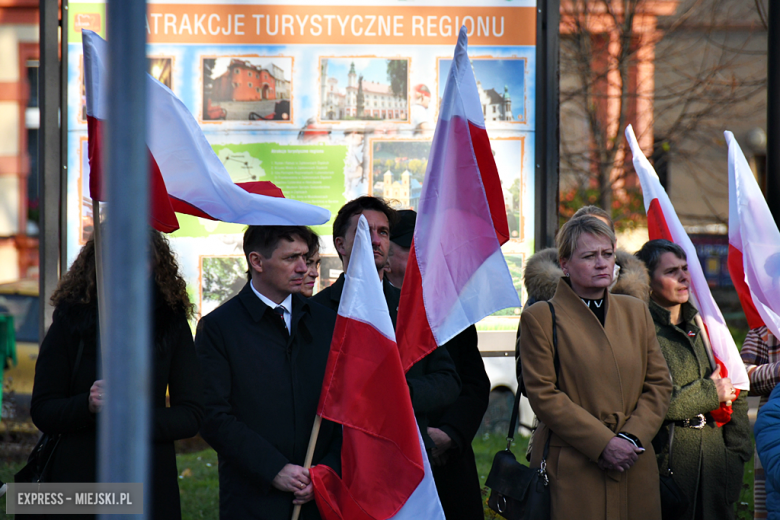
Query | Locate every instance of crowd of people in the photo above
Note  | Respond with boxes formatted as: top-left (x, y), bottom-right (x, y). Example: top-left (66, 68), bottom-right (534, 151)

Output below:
top-left (24, 197), bottom-right (780, 520)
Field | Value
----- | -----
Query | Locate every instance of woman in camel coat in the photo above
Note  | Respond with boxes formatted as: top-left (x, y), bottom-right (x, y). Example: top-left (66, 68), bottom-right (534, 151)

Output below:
top-left (520, 216), bottom-right (672, 520)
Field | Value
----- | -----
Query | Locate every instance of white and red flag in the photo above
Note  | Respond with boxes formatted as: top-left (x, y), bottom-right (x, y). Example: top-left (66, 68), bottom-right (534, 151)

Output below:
top-left (310, 215), bottom-right (444, 520)
top-left (626, 125), bottom-right (749, 414)
top-left (726, 131), bottom-right (780, 338)
top-left (82, 30), bottom-right (329, 232)
top-left (396, 27), bottom-right (520, 371)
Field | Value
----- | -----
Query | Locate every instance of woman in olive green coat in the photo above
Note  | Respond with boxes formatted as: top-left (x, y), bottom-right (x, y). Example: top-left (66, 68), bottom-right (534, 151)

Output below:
top-left (637, 240), bottom-right (752, 520)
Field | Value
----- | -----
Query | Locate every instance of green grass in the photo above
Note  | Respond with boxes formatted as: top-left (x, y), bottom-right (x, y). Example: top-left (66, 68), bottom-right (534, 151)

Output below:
top-left (738, 445), bottom-right (755, 520)
top-left (0, 460), bottom-right (24, 519)
top-left (731, 326), bottom-right (749, 351)
top-left (0, 433), bottom-right (756, 519)
top-left (177, 450), bottom-right (220, 519)
top-left (175, 434), bottom-right (531, 520)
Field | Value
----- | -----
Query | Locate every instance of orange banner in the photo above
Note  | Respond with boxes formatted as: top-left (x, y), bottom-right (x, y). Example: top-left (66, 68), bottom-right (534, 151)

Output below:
top-left (136, 5), bottom-right (535, 46)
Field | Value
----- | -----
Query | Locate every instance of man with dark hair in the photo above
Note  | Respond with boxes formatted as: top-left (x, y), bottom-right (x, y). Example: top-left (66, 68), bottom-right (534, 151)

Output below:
top-left (196, 225), bottom-right (341, 520)
top-left (386, 209), bottom-right (490, 520)
top-left (312, 197), bottom-right (461, 452)
top-left (330, 195), bottom-right (398, 264)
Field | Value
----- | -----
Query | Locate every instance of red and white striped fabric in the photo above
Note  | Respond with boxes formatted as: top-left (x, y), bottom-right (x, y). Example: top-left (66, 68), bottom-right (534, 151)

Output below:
top-left (627, 125), bottom-right (749, 402)
top-left (311, 215), bottom-right (444, 520)
top-left (82, 30), bottom-right (329, 231)
top-left (396, 27), bottom-right (520, 371)
top-left (726, 131), bottom-right (780, 339)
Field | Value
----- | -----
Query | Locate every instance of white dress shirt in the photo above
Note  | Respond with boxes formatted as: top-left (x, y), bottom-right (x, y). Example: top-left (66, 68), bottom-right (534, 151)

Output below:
top-left (249, 283), bottom-right (292, 333)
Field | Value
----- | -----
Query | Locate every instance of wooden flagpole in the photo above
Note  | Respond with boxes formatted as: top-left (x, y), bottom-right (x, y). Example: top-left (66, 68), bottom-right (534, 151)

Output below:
top-left (688, 294), bottom-right (718, 370)
top-left (694, 314), bottom-right (718, 372)
top-left (291, 414), bottom-right (322, 520)
top-left (92, 199), bottom-right (108, 376)
top-left (692, 312), bottom-right (730, 405)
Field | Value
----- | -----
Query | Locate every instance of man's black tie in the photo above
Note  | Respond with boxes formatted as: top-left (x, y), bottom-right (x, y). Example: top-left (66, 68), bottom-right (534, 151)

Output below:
top-left (272, 306), bottom-right (289, 336)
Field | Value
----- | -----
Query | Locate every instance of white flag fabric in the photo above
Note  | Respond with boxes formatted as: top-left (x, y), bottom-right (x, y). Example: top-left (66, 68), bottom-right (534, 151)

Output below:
top-left (83, 30), bottom-right (330, 227)
top-left (312, 216), bottom-right (445, 520)
top-left (726, 131), bottom-right (780, 339)
top-left (627, 125), bottom-right (749, 391)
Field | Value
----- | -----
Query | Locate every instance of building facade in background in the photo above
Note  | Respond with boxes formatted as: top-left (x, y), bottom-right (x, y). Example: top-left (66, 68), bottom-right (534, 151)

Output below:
top-left (0, 1), bottom-right (769, 288)
top-left (211, 59), bottom-right (289, 102)
top-left (0, 0), bottom-right (40, 283)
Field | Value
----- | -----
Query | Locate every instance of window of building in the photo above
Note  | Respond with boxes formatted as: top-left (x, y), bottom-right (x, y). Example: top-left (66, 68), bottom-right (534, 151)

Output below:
top-left (248, 82), bottom-right (253, 87)
top-left (26, 59), bottom-right (39, 236)
top-left (234, 68), bottom-right (240, 75)
top-left (492, 105), bottom-right (496, 113)
top-left (652, 137), bottom-right (671, 190)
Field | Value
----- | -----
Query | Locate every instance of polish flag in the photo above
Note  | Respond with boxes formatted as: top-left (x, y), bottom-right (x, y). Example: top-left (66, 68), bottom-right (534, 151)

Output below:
top-left (82, 30), bottom-right (329, 232)
top-left (626, 125), bottom-right (749, 415)
top-left (726, 131), bottom-right (780, 339)
top-left (396, 27), bottom-right (520, 371)
top-left (311, 215), bottom-right (444, 520)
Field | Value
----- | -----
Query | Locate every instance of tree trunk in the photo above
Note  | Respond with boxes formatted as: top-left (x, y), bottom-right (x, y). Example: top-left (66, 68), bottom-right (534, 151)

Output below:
top-left (599, 166), bottom-right (612, 212)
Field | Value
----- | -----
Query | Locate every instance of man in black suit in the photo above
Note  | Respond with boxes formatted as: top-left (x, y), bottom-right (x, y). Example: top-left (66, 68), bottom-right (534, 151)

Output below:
top-left (386, 209), bottom-right (491, 519)
top-left (196, 225), bottom-right (341, 520)
top-left (311, 197), bottom-right (461, 452)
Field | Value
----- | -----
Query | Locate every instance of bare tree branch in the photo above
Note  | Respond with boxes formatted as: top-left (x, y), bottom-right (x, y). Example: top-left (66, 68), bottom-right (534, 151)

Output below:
top-left (560, 0), bottom-right (766, 226)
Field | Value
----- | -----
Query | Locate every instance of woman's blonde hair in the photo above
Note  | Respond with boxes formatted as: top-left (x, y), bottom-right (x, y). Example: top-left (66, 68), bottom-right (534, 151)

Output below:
top-left (557, 216), bottom-right (616, 261)
top-left (571, 205), bottom-right (615, 232)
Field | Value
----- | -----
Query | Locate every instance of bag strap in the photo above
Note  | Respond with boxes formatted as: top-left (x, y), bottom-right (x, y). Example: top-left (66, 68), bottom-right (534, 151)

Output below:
top-left (506, 388), bottom-right (521, 448)
top-left (506, 301), bottom-right (560, 454)
top-left (506, 316), bottom-right (523, 446)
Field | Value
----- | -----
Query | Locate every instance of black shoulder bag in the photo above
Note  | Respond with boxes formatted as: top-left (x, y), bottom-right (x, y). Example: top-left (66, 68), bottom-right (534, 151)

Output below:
top-left (15, 338), bottom-right (86, 485)
top-left (486, 301), bottom-right (558, 520)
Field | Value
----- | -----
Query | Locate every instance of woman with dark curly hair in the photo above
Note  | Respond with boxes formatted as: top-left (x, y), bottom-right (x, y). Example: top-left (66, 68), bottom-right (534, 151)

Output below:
top-left (28, 229), bottom-right (203, 519)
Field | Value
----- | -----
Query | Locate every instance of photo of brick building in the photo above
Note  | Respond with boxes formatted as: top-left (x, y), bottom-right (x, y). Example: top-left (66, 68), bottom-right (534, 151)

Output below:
top-left (203, 57), bottom-right (292, 121)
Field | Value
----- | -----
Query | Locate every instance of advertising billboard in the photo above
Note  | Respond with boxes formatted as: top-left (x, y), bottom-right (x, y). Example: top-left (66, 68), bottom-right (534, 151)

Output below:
top-left (66, 0), bottom-right (536, 330)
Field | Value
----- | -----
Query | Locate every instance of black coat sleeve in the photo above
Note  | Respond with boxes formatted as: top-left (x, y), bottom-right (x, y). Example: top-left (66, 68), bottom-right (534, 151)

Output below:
top-left (195, 314), bottom-right (289, 491)
top-left (30, 309), bottom-right (96, 434)
top-left (407, 343), bottom-right (461, 414)
top-left (436, 326), bottom-right (490, 451)
top-left (153, 316), bottom-right (204, 442)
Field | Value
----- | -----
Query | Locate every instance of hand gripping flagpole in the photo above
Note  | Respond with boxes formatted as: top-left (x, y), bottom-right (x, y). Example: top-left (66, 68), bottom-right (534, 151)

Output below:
top-left (291, 415), bottom-right (322, 520)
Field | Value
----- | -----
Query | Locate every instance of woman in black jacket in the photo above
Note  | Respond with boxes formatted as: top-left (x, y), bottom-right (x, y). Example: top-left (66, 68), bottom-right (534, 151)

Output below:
top-left (29, 229), bottom-right (203, 519)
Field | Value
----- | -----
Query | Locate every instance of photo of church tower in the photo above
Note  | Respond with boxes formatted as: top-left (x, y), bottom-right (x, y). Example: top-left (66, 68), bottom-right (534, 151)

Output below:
top-left (319, 57), bottom-right (409, 122)
top-left (437, 57), bottom-right (526, 123)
